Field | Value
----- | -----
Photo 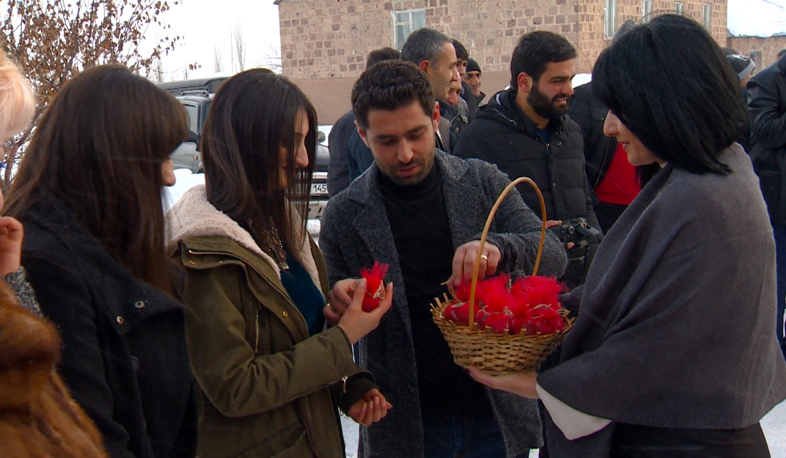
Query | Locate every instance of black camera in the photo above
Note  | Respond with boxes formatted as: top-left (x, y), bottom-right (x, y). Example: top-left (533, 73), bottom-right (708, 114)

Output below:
top-left (551, 217), bottom-right (601, 250)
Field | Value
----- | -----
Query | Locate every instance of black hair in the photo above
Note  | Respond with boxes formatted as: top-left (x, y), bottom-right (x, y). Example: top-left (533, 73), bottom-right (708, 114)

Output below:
top-left (7, 65), bottom-right (187, 295)
top-left (352, 60), bottom-right (434, 130)
top-left (366, 47), bottom-right (400, 69)
top-left (400, 28), bottom-right (451, 66)
top-left (201, 69), bottom-right (316, 260)
top-left (592, 14), bottom-right (746, 175)
top-left (452, 39), bottom-right (469, 61)
top-left (510, 31), bottom-right (576, 89)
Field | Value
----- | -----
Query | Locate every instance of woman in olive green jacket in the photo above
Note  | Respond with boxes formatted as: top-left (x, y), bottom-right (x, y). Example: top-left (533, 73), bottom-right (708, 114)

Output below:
top-left (166, 69), bottom-right (392, 458)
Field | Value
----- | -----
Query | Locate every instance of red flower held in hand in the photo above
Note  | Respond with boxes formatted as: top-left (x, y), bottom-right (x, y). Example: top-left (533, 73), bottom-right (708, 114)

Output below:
top-left (359, 261), bottom-right (389, 312)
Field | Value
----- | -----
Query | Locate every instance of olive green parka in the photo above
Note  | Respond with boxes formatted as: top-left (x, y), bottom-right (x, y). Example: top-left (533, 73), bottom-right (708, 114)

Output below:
top-left (166, 185), bottom-right (374, 458)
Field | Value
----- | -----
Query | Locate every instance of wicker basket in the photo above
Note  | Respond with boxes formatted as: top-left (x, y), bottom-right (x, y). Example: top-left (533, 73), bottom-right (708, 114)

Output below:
top-left (430, 176), bottom-right (574, 374)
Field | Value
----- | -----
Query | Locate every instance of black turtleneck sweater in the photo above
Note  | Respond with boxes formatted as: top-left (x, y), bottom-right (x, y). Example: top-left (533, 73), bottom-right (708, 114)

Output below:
top-left (378, 162), bottom-right (490, 419)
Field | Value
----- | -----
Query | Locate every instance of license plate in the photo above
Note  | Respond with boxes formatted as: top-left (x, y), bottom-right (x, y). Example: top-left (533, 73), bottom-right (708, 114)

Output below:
top-left (310, 183), bottom-right (328, 196)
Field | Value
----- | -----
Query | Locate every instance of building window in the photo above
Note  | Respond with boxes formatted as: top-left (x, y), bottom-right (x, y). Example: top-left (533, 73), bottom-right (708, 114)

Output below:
top-left (604, 0), bottom-right (617, 40)
top-left (675, 2), bottom-right (684, 14)
top-left (392, 9), bottom-right (426, 50)
top-left (642, 0), bottom-right (653, 23)
top-left (703, 4), bottom-right (712, 30)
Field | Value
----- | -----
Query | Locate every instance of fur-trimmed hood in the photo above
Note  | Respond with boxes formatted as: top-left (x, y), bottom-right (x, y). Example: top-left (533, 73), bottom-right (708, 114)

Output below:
top-left (165, 185), bottom-right (321, 289)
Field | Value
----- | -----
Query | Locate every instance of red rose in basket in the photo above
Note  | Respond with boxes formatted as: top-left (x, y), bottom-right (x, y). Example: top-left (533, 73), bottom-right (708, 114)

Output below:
top-left (429, 176), bottom-right (574, 374)
top-left (446, 274), bottom-right (566, 335)
top-left (359, 261), bottom-right (389, 312)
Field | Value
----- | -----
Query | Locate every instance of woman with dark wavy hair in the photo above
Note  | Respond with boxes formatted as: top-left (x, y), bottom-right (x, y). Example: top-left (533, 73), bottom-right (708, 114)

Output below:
top-left (6, 65), bottom-right (197, 458)
top-left (166, 68), bottom-right (392, 457)
top-left (469, 15), bottom-right (786, 458)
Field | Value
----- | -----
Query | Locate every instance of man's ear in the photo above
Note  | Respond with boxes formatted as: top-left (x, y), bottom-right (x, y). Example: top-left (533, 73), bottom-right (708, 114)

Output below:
top-left (419, 59), bottom-right (430, 74)
top-left (432, 102), bottom-right (441, 131)
top-left (355, 120), bottom-right (371, 149)
top-left (517, 72), bottom-right (533, 94)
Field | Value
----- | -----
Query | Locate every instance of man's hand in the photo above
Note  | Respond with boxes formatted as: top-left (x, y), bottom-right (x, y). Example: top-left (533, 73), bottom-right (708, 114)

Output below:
top-left (0, 217), bottom-right (23, 277)
top-left (466, 367), bottom-right (540, 399)
top-left (349, 388), bottom-right (393, 426)
top-left (325, 278), bottom-right (359, 326)
top-left (447, 240), bottom-right (501, 287)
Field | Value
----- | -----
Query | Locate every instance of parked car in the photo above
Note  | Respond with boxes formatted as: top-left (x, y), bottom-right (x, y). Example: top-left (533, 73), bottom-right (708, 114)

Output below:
top-left (158, 77), bottom-right (230, 98)
top-left (158, 77), bottom-right (330, 221)
top-left (310, 132), bottom-right (330, 220)
top-left (169, 92), bottom-right (211, 173)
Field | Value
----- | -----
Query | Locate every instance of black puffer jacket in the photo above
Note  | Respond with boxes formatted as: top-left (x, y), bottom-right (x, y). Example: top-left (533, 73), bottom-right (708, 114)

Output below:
top-left (748, 54), bottom-right (786, 225)
top-left (461, 80), bottom-right (478, 122)
top-left (453, 89), bottom-right (601, 286)
top-left (438, 100), bottom-right (463, 152)
top-left (454, 90), bottom-right (599, 227)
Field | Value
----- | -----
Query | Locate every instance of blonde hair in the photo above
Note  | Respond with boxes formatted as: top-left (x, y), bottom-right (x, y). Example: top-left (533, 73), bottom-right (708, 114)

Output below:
top-left (0, 52), bottom-right (35, 142)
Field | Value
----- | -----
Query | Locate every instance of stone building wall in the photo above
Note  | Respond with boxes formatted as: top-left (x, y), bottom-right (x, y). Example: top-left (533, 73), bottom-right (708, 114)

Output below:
top-left (277, 0), bottom-right (728, 123)
top-left (279, 0), bottom-right (581, 79)
top-left (728, 35), bottom-right (786, 70)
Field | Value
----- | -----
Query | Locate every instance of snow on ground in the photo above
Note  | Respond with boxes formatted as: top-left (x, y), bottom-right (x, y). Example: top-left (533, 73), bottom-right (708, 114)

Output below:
top-left (163, 169), bottom-right (205, 211)
top-left (728, 0), bottom-right (786, 37)
top-left (342, 400), bottom-right (786, 458)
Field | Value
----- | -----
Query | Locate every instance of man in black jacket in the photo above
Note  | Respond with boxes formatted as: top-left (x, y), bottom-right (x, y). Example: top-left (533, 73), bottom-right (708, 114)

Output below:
top-left (464, 58), bottom-right (486, 106)
top-left (401, 28), bottom-right (463, 152)
top-left (453, 31), bottom-right (601, 288)
top-left (748, 52), bottom-right (786, 359)
top-left (452, 38), bottom-right (478, 122)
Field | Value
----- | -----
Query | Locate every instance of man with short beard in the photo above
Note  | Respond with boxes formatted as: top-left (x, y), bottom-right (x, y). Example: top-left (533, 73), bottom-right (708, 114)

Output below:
top-left (454, 31), bottom-right (601, 290)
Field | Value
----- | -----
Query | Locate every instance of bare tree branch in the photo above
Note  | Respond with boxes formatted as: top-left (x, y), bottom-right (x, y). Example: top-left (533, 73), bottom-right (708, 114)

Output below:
top-left (233, 20), bottom-right (245, 72)
top-left (213, 44), bottom-right (223, 73)
top-left (1, 0), bottom-right (189, 185)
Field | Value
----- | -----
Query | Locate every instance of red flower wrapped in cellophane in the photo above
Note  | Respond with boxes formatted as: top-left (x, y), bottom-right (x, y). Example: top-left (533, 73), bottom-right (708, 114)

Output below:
top-left (444, 274), bottom-right (566, 336)
top-left (429, 175), bottom-right (573, 373)
top-left (359, 261), bottom-right (389, 312)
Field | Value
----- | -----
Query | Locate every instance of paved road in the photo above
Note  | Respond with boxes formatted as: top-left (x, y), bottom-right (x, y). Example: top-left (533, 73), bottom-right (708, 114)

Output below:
top-left (342, 400), bottom-right (786, 458)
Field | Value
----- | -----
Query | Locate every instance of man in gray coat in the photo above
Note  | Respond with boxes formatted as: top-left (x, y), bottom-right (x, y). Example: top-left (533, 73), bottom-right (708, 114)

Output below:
top-left (320, 61), bottom-right (566, 458)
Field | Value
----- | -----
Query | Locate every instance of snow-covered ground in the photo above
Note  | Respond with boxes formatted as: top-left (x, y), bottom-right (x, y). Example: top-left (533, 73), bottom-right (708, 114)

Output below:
top-left (342, 400), bottom-right (786, 458)
top-left (163, 169), bottom-right (205, 211)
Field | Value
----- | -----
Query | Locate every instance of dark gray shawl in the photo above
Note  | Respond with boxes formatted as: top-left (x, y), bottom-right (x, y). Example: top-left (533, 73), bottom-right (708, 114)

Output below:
top-left (538, 145), bottom-right (786, 457)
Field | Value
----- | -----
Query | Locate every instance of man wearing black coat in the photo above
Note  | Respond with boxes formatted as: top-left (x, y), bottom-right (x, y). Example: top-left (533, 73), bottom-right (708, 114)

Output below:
top-left (748, 52), bottom-right (786, 358)
top-left (401, 28), bottom-right (462, 153)
top-left (454, 31), bottom-right (601, 289)
top-left (452, 38), bottom-right (478, 122)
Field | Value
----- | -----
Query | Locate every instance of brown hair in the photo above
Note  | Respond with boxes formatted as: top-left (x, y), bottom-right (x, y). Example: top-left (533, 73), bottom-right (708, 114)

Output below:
top-left (201, 69), bottom-right (316, 260)
top-left (5, 65), bottom-right (188, 294)
top-left (352, 60), bottom-right (435, 130)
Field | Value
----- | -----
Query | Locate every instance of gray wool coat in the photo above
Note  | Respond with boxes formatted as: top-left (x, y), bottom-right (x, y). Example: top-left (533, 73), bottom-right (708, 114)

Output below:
top-left (320, 150), bottom-right (567, 458)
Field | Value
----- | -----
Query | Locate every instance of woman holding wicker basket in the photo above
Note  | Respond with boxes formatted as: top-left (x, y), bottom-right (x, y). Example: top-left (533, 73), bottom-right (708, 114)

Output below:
top-left (469, 14), bottom-right (786, 458)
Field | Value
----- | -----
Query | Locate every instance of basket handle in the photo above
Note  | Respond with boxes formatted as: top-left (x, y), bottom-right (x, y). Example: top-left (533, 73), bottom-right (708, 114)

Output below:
top-left (467, 177), bottom-right (547, 330)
